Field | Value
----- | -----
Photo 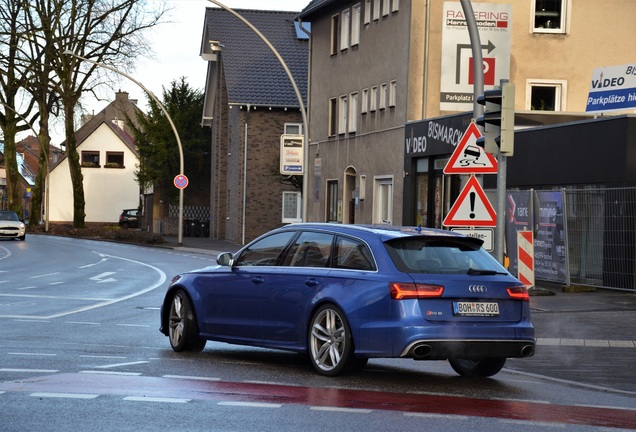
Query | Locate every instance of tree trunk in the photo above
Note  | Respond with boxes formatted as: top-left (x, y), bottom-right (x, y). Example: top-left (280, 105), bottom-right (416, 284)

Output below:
top-left (2, 121), bottom-right (23, 217)
top-left (29, 118), bottom-right (51, 227)
top-left (63, 96), bottom-right (85, 228)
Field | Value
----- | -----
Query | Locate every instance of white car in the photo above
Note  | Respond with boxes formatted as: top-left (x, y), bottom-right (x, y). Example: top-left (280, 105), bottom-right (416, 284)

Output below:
top-left (0, 210), bottom-right (26, 241)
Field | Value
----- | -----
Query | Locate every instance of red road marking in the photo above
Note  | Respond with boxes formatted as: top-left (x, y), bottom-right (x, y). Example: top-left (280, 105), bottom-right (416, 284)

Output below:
top-left (2, 373), bottom-right (635, 429)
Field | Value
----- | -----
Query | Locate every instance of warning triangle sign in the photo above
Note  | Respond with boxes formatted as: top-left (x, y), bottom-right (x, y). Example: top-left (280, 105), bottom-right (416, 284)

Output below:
top-left (443, 123), bottom-right (498, 175)
top-left (443, 176), bottom-right (497, 227)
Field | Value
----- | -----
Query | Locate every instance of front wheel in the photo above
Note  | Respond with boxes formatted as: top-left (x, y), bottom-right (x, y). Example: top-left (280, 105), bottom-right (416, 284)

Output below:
top-left (448, 358), bottom-right (506, 377)
top-left (168, 289), bottom-right (206, 352)
top-left (308, 304), bottom-right (363, 376)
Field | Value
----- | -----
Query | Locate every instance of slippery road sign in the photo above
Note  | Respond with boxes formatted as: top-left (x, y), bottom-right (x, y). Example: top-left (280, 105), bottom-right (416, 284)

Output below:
top-left (443, 123), bottom-right (498, 175)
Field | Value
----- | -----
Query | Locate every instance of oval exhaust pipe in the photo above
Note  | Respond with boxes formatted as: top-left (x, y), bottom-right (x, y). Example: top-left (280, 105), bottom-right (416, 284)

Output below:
top-left (412, 344), bottom-right (432, 358)
top-left (521, 345), bottom-right (535, 357)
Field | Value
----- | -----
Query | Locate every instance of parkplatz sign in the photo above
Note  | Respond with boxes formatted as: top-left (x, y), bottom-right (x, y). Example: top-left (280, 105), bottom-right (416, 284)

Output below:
top-left (586, 63), bottom-right (636, 113)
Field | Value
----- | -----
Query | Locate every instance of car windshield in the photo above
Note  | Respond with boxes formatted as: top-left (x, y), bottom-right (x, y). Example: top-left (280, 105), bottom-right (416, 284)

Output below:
top-left (384, 236), bottom-right (508, 275)
top-left (0, 212), bottom-right (19, 221)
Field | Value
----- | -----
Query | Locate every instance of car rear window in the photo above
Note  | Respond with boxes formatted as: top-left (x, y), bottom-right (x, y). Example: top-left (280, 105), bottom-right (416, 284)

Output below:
top-left (384, 236), bottom-right (507, 274)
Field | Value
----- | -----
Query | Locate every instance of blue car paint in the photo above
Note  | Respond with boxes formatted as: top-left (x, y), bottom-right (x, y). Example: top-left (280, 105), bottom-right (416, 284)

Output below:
top-left (161, 223), bottom-right (535, 363)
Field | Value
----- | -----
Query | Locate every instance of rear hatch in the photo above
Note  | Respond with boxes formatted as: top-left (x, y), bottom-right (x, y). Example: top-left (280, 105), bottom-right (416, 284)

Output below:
top-left (384, 234), bottom-right (528, 323)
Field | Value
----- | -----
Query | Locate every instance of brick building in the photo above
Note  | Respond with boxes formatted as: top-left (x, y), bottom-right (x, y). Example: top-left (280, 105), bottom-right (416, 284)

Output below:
top-left (200, 8), bottom-right (308, 244)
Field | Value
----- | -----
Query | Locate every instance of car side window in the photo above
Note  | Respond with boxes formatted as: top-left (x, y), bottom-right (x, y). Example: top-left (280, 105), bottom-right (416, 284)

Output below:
top-left (285, 231), bottom-right (334, 268)
top-left (234, 231), bottom-right (295, 267)
top-left (334, 237), bottom-right (376, 271)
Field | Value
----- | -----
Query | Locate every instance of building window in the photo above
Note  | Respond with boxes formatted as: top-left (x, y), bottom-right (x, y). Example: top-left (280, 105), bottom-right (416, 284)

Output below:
top-left (361, 88), bottom-right (369, 114)
top-left (389, 80), bottom-right (397, 107)
top-left (374, 177), bottom-right (393, 224)
top-left (105, 151), bottom-right (124, 168)
top-left (330, 14), bottom-right (339, 55)
top-left (327, 180), bottom-right (339, 222)
top-left (349, 92), bottom-right (358, 133)
top-left (373, 0), bottom-right (380, 21)
top-left (379, 82), bottom-right (387, 110)
top-left (284, 123), bottom-right (303, 135)
top-left (338, 95), bottom-right (348, 135)
top-left (329, 97), bottom-right (337, 136)
top-left (81, 151), bottom-right (100, 168)
top-left (391, 0), bottom-right (400, 13)
top-left (351, 3), bottom-right (361, 46)
top-left (340, 8), bottom-right (350, 51)
top-left (533, 0), bottom-right (568, 33)
top-left (282, 191), bottom-right (302, 223)
top-left (370, 86), bottom-right (378, 112)
top-left (526, 79), bottom-right (567, 111)
top-left (364, 0), bottom-right (371, 24)
top-left (382, 0), bottom-right (390, 16)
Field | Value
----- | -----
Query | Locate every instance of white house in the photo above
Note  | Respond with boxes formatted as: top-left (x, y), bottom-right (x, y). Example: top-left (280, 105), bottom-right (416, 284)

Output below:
top-left (49, 92), bottom-right (142, 224)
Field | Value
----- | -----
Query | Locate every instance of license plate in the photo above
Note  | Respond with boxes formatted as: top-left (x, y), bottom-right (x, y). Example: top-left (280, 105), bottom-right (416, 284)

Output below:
top-left (453, 301), bottom-right (499, 316)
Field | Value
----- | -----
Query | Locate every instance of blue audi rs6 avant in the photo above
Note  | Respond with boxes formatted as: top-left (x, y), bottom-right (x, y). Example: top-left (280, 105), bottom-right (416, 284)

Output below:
top-left (160, 224), bottom-right (535, 377)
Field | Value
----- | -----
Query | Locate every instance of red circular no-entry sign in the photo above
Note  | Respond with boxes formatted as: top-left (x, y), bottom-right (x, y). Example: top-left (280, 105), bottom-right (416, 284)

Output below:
top-left (174, 174), bottom-right (189, 190)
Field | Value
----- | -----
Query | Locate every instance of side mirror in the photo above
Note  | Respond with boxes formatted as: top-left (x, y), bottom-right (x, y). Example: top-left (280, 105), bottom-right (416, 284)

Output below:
top-left (217, 252), bottom-right (234, 267)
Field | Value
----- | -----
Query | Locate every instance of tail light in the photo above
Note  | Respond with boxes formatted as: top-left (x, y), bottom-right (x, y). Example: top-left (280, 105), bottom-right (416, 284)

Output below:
top-left (390, 282), bottom-right (444, 300)
top-left (507, 285), bottom-right (530, 301)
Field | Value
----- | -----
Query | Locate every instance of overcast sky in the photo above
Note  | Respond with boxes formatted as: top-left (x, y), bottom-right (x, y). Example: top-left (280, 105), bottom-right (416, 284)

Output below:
top-left (86, 0), bottom-right (310, 113)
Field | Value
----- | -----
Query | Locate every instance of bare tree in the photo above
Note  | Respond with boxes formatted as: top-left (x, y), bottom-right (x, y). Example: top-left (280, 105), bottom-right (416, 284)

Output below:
top-left (0, 0), bottom-right (39, 216)
top-left (30, 0), bottom-right (166, 227)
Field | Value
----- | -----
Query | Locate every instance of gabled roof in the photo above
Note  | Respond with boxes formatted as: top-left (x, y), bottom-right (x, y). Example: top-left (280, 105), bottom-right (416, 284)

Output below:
top-left (202, 8), bottom-right (308, 107)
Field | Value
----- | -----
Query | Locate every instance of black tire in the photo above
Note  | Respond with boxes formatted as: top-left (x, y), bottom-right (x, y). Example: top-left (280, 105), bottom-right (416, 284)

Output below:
top-left (19, 235), bottom-right (25, 241)
top-left (308, 304), bottom-right (364, 376)
top-left (121, 222), bottom-right (130, 229)
top-left (448, 358), bottom-right (506, 377)
top-left (168, 289), bottom-right (206, 352)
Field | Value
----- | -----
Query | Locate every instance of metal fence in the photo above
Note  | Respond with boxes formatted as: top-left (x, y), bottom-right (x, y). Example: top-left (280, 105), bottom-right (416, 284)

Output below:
top-left (565, 187), bottom-right (636, 291)
top-left (504, 187), bottom-right (636, 292)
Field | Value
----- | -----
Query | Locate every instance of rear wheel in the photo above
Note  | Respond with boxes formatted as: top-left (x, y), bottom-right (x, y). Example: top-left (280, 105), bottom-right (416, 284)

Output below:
top-left (168, 289), bottom-right (206, 352)
top-left (308, 304), bottom-right (364, 376)
top-left (448, 358), bottom-right (506, 377)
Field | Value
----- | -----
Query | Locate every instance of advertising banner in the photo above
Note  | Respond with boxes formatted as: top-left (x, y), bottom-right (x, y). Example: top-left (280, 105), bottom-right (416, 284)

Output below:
top-left (440, 2), bottom-right (512, 111)
top-left (533, 190), bottom-right (567, 282)
top-left (505, 190), bottom-right (532, 276)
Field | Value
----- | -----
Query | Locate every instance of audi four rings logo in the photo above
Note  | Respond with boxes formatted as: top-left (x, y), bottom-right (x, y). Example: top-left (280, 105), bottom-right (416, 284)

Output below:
top-left (469, 285), bottom-right (487, 293)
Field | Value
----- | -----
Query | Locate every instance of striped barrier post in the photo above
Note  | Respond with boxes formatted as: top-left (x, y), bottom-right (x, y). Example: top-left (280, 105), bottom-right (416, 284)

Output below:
top-left (517, 230), bottom-right (535, 288)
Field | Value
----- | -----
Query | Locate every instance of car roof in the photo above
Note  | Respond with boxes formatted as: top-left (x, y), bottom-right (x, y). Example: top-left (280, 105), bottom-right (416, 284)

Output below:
top-left (275, 223), bottom-right (478, 243)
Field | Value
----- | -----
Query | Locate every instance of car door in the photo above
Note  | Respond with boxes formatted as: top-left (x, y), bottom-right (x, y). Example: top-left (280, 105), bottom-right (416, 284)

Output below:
top-left (198, 231), bottom-right (296, 341)
top-left (260, 231), bottom-right (335, 343)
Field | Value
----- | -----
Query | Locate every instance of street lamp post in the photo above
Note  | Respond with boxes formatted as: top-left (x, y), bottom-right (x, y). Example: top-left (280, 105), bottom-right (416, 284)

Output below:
top-left (205, 0), bottom-right (309, 222)
top-left (63, 51), bottom-right (185, 245)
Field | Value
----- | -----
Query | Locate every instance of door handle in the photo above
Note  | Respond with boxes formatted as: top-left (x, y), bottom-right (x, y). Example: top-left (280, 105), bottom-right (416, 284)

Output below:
top-left (305, 278), bottom-right (319, 287)
top-left (252, 276), bottom-right (265, 285)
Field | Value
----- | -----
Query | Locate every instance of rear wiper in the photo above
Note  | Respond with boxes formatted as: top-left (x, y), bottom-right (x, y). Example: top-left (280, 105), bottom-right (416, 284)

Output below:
top-left (467, 267), bottom-right (506, 275)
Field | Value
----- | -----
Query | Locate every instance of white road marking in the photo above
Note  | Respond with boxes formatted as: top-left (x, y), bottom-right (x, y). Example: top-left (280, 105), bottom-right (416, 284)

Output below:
top-left (0, 368), bottom-right (59, 373)
top-left (93, 361), bottom-right (150, 369)
top-left (79, 371), bottom-right (142, 376)
top-left (218, 401), bottom-right (282, 408)
top-left (8, 352), bottom-right (56, 357)
top-left (123, 396), bottom-right (190, 403)
top-left (162, 375), bottom-right (221, 382)
top-left (31, 392), bottom-right (99, 400)
top-left (90, 272), bottom-right (117, 283)
top-left (30, 272), bottom-right (61, 279)
top-left (0, 251), bottom-right (167, 319)
top-left (115, 324), bottom-right (151, 328)
top-left (310, 406), bottom-right (372, 414)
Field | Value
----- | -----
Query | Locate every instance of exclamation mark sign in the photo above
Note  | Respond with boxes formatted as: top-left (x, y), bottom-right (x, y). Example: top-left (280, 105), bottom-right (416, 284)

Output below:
top-left (469, 192), bottom-right (476, 219)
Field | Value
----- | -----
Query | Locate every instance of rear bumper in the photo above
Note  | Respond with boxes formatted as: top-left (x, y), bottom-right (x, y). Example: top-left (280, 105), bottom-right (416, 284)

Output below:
top-left (400, 339), bottom-right (536, 360)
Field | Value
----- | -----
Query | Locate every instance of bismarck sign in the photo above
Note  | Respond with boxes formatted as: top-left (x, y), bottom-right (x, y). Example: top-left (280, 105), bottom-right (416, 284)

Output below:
top-left (405, 113), bottom-right (472, 157)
